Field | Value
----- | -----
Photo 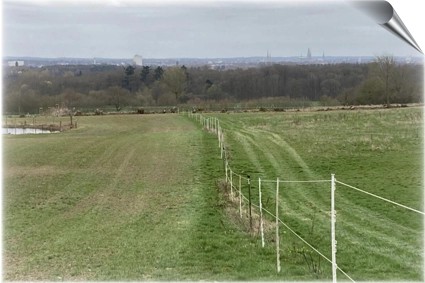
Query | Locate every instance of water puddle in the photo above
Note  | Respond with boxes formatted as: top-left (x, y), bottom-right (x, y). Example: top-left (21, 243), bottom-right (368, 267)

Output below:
top-left (2, 128), bottom-right (59, 135)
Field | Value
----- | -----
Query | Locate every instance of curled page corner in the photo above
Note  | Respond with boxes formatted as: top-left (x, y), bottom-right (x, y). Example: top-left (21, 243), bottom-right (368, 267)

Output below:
top-left (351, 0), bottom-right (422, 54)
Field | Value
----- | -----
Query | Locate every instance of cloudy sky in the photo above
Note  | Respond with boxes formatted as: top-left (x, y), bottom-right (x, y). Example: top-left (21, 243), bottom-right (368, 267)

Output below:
top-left (2, 0), bottom-right (423, 59)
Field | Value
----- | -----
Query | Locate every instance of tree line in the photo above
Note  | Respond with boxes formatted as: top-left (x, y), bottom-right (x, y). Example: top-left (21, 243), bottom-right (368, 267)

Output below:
top-left (3, 56), bottom-right (423, 114)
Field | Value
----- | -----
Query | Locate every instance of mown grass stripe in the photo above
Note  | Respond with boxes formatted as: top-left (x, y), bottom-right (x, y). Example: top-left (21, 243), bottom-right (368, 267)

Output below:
top-left (202, 108), bottom-right (422, 280)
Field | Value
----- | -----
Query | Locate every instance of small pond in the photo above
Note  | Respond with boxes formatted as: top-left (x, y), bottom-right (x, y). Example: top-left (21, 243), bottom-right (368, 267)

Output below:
top-left (2, 128), bottom-right (59, 135)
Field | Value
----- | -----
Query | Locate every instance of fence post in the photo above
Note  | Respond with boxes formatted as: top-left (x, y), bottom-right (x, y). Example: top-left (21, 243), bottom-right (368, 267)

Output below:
top-left (239, 175), bottom-right (242, 218)
top-left (212, 117), bottom-right (214, 132)
top-left (218, 126), bottom-right (221, 148)
top-left (248, 175), bottom-right (252, 231)
top-left (331, 174), bottom-right (337, 283)
top-left (230, 169), bottom-right (233, 197)
top-left (259, 178), bottom-right (265, 248)
top-left (225, 161), bottom-right (228, 183)
top-left (221, 145), bottom-right (224, 160)
top-left (276, 177), bottom-right (281, 273)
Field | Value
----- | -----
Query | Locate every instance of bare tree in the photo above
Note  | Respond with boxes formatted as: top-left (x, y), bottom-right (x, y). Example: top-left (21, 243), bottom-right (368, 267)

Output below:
top-left (162, 67), bottom-right (187, 101)
top-left (106, 86), bottom-right (129, 111)
top-left (375, 55), bottom-right (395, 106)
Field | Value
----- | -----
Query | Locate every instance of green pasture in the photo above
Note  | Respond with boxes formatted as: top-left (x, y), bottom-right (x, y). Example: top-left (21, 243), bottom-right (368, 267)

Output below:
top-left (203, 106), bottom-right (423, 281)
top-left (3, 114), bottom-right (282, 280)
top-left (2, 107), bottom-right (423, 281)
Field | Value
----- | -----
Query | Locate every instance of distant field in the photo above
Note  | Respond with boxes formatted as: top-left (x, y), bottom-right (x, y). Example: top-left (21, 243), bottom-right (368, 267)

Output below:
top-left (3, 108), bottom-right (423, 281)
top-left (203, 107), bottom-right (423, 280)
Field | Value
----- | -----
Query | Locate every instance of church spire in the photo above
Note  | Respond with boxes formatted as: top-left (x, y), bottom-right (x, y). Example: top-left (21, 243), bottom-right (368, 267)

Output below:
top-left (307, 48), bottom-right (312, 59)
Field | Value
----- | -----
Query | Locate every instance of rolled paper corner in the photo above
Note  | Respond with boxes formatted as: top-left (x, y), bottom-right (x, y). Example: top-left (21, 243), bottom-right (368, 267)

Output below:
top-left (380, 9), bottom-right (423, 54)
top-left (351, 0), bottom-right (422, 54)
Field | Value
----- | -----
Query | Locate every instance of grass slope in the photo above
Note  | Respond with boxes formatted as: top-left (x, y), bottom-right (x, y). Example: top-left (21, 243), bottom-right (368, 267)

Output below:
top-left (204, 107), bottom-right (423, 281)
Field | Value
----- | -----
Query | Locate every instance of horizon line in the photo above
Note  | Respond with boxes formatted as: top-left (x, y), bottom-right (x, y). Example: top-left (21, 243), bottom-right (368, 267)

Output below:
top-left (3, 54), bottom-right (422, 60)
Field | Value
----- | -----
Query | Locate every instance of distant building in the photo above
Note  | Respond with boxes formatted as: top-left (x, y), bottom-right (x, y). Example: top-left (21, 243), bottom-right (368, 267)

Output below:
top-left (8, 60), bottom-right (24, 67)
top-left (266, 50), bottom-right (272, 65)
top-left (307, 48), bottom-right (312, 60)
top-left (133, 55), bottom-right (143, 66)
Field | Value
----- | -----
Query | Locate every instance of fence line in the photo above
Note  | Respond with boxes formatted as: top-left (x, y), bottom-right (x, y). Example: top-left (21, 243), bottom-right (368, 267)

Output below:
top-left (2, 115), bottom-right (77, 133)
top-left (260, 205), bottom-right (355, 283)
top-left (331, 174), bottom-right (337, 283)
top-left (259, 178), bottom-right (265, 248)
top-left (275, 178), bottom-right (281, 273)
top-left (188, 111), bottom-right (351, 280)
top-left (335, 180), bottom-right (424, 215)
top-left (261, 179), bottom-right (331, 184)
top-left (186, 111), bottom-right (423, 282)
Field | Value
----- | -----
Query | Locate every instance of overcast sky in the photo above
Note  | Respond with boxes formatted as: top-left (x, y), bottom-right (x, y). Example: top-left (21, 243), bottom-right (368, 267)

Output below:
top-left (2, 0), bottom-right (422, 59)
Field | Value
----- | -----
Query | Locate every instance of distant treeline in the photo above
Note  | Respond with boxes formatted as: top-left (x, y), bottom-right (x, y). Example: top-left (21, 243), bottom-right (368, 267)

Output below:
top-left (3, 56), bottom-right (423, 114)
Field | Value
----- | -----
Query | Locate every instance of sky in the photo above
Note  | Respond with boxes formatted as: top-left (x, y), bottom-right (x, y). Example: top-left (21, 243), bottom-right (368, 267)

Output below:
top-left (2, 0), bottom-right (424, 59)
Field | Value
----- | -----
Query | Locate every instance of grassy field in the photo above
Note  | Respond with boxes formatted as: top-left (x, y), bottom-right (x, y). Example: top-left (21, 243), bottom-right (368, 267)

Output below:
top-left (3, 114), bottom-right (312, 281)
top-left (202, 107), bottom-right (423, 281)
top-left (3, 108), bottom-right (423, 281)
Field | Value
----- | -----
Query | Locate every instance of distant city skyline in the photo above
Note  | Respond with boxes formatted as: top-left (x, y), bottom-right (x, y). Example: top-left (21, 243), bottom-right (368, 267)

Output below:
top-left (2, 0), bottom-right (423, 59)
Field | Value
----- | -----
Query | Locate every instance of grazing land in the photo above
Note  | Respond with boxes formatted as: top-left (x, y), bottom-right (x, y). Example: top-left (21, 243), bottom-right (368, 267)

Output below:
top-left (3, 114), bottom-right (279, 281)
top-left (203, 106), bottom-right (423, 280)
top-left (3, 107), bottom-right (423, 281)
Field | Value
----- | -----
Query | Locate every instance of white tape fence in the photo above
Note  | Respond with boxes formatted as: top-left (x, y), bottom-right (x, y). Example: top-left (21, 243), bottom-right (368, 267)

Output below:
top-left (186, 111), bottom-right (423, 282)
